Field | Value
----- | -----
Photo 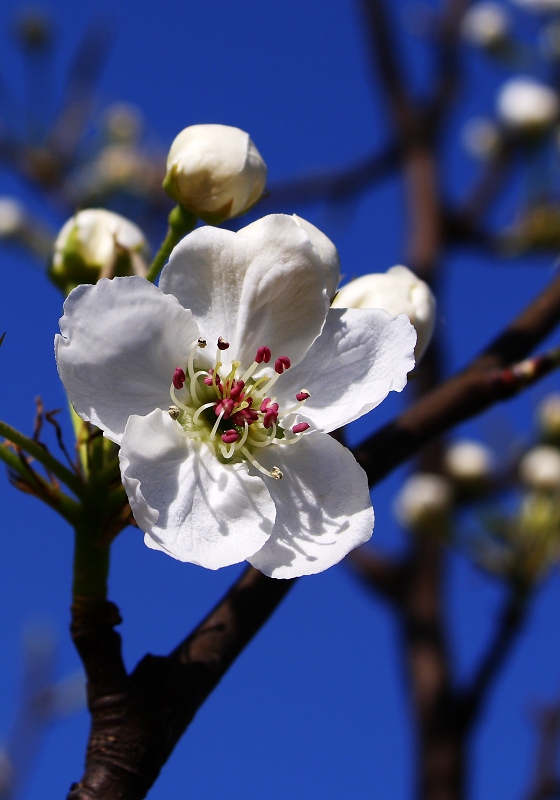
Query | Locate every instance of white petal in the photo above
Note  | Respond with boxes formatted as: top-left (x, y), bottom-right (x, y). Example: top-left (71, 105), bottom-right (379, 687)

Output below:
top-left (119, 409), bottom-right (275, 569)
top-left (55, 277), bottom-right (199, 444)
top-left (248, 433), bottom-right (374, 578)
top-left (276, 307), bottom-right (416, 433)
top-left (159, 214), bottom-right (329, 370)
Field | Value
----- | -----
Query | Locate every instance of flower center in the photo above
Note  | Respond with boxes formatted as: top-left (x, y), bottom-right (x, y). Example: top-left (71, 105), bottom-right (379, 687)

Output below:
top-left (168, 337), bottom-right (311, 479)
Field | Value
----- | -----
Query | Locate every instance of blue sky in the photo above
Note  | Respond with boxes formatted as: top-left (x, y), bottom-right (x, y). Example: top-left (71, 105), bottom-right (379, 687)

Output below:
top-left (1, 0), bottom-right (560, 798)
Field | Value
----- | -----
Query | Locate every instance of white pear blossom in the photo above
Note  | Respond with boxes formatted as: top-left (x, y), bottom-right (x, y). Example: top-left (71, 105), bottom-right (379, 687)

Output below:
top-left (519, 445), bottom-right (560, 491)
top-left (56, 214), bottom-right (415, 578)
top-left (461, 3), bottom-right (510, 49)
top-left (51, 209), bottom-right (149, 289)
top-left (332, 265), bottom-right (435, 360)
top-left (163, 124), bottom-right (267, 224)
top-left (496, 77), bottom-right (560, 133)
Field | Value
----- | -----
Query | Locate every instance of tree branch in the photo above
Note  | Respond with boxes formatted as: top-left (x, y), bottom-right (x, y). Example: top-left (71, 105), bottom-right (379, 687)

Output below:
top-left (67, 569), bottom-right (294, 800)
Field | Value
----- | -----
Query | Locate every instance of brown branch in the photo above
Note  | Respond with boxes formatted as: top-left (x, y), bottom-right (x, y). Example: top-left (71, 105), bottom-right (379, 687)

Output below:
top-left (355, 272), bottom-right (560, 488)
top-left (347, 547), bottom-right (407, 603)
top-left (459, 594), bottom-right (527, 728)
top-left (67, 569), bottom-right (294, 800)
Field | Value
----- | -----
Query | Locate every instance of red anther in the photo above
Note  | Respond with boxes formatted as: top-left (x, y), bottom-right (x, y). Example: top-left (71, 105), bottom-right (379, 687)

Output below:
top-left (260, 397), bottom-right (272, 412)
top-left (173, 367), bottom-right (186, 390)
top-left (203, 376), bottom-right (214, 385)
top-left (217, 337), bottom-right (230, 350)
top-left (255, 346), bottom-right (271, 363)
top-left (230, 381), bottom-right (245, 400)
top-left (263, 408), bottom-right (279, 429)
top-left (274, 356), bottom-right (291, 374)
top-left (221, 429), bottom-right (239, 444)
top-left (292, 422), bottom-right (310, 434)
top-left (232, 408), bottom-right (258, 426)
top-left (215, 398), bottom-right (235, 418)
top-left (296, 391), bottom-right (310, 402)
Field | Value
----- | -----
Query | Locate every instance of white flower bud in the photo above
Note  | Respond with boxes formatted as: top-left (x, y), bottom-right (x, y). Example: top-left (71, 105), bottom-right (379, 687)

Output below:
top-left (103, 102), bottom-right (143, 143)
top-left (519, 445), bottom-right (560, 491)
top-left (51, 209), bottom-right (149, 291)
top-left (394, 473), bottom-right (453, 531)
top-left (537, 393), bottom-right (560, 440)
top-left (497, 77), bottom-right (559, 134)
top-left (461, 3), bottom-right (510, 49)
top-left (238, 213), bottom-right (340, 300)
top-left (445, 439), bottom-right (494, 483)
top-left (462, 117), bottom-right (501, 159)
top-left (0, 197), bottom-right (26, 238)
top-left (332, 265), bottom-right (435, 360)
top-left (163, 124), bottom-right (267, 224)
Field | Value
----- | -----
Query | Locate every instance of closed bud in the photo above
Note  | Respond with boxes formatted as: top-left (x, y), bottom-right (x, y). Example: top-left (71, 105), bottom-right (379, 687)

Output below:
top-left (50, 209), bottom-right (149, 293)
top-left (163, 124), bottom-right (267, 224)
top-left (332, 265), bottom-right (435, 360)
top-left (461, 3), bottom-right (511, 50)
top-left (497, 77), bottom-right (559, 135)
top-left (519, 445), bottom-right (560, 491)
top-left (445, 439), bottom-right (494, 487)
top-left (394, 473), bottom-right (453, 534)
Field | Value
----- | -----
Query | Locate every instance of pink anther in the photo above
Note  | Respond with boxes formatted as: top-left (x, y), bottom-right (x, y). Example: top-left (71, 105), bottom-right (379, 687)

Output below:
top-left (204, 369), bottom-right (215, 386)
top-left (232, 408), bottom-right (259, 425)
top-left (215, 398), bottom-right (234, 418)
top-left (230, 381), bottom-right (245, 400)
top-left (260, 397), bottom-right (272, 413)
top-left (296, 391), bottom-right (310, 402)
top-left (255, 346), bottom-right (271, 363)
top-left (292, 423), bottom-right (310, 434)
top-left (217, 337), bottom-right (230, 350)
top-left (173, 367), bottom-right (186, 390)
top-left (274, 356), bottom-right (291, 374)
top-left (221, 429), bottom-right (239, 444)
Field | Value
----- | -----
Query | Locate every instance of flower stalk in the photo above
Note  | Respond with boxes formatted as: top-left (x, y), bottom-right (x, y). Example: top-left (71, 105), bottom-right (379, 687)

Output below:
top-left (145, 205), bottom-right (197, 283)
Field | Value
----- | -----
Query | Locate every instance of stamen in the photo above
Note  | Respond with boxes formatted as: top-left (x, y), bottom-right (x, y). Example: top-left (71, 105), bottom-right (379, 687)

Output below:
top-left (247, 423), bottom-right (277, 447)
top-left (215, 398), bottom-right (234, 419)
top-left (292, 423), bottom-right (310, 434)
top-left (221, 429), bottom-right (239, 444)
top-left (197, 337), bottom-right (207, 348)
top-left (235, 421), bottom-right (250, 449)
top-left (255, 346), bottom-right (271, 363)
top-left (170, 384), bottom-right (194, 413)
top-left (217, 337), bottom-right (230, 350)
top-left (187, 343), bottom-right (201, 404)
top-left (173, 367), bottom-right (186, 390)
top-left (192, 402), bottom-right (216, 426)
top-left (296, 390), bottom-right (310, 401)
top-left (274, 356), bottom-right (291, 374)
top-left (210, 410), bottom-right (225, 440)
top-left (168, 405), bottom-right (180, 420)
top-left (220, 442), bottom-right (236, 459)
top-left (241, 447), bottom-right (283, 479)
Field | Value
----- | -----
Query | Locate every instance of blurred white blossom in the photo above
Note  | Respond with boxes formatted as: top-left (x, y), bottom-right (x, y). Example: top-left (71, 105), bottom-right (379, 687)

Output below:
top-left (462, 117), bottom-right (501, 159)
top-left (497, 77), bottom-right (559, 133)
top-left (394, 473), bottom-right (453, 531)
top-left (519, 445), bottom-right (560, 490)
top-left (461, 2), bottom-right (510, 49)
top-left (445, 439), bottom-right (494, 483)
